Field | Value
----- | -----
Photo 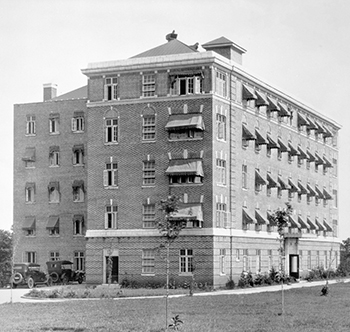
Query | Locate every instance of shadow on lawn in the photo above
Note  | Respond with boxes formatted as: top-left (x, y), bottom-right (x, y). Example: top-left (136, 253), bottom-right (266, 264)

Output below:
top-left (40, 328), bottom-right (85, 331)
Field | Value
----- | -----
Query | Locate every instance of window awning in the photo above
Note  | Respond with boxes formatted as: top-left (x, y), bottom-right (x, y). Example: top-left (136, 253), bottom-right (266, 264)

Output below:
top-left (298, 181), bottom-right (309, 195)
top-left (255, 91), bottom-right (269, 107)
top-left (315, 185), bottom-right (324, 199)
top-left (288, 142), bottom-right (300, 156)
top-left (306, 116), bottom-right (317, 130)
top-left (307, 184), bottom-right (317, 197)
top-left (169, 70), bottom-right (204, 78)
top-left (169, 204), bottom-right (203, 221)
top-left (48, 181), bottom-right (59, 190)
top-left (242, 124), bottom-right (256, 141)
top-left (243, 208), bottom-right (256, 224)
top-left (255, 129), bottom-right (268, 145)
top-left (278, 102), bottom-right (291, 117)
top-left (49, 113), bottom-right (60, 119)
top-left (315, 218), bottom-right (326, 231)
top-left (255, 210), bottom-right (269, 225)
top-left (297, 112), bottom-right (309, 126)
top-left (72, 180), bottom-right (84, 190)
top-left (298, 146), bottom-right (308, 160)
top-left (288, 178), bottom-right (299, 193)
top-left (267, 211), bottom-right (277, 226)
top-left (323, 219), bottom-right (333, 232)
top-left (323, 156), bottom-right (333, 168)
top-left (315, 121), bottom-right (326, 134)
top-left (22, 147), bottom-right (36, 162)
top-left (165, 159), bottom-right (204, 176)
top-left (73, 111), bottom-right (85, 117)
top-left (73, 215), bottom-right (84, 222)
top-left (323, 188), bottom-right (333, 200)
top-left (267, 173), bottom-right (279, 188)
top-left (47, 215), bottom-right (59, 229)
top-left (25, 182), bottom-right (35, 190)
top-left (289, 216), bottom-right (301, 229)
top-left (323, 125), bottom-right (333, 138)
top-left (307, 217), bottom-right (318, 230)
top-left (315, 152), bottom-right (324, 166)
top-left (23, 216), bottom-right (36, 230)
top-left (267, 134), bottom-right (280, 149)
top-left (278, 138), bottom-right (289, 153)
top-left (307, 150), bottom-right (316, 162)
top-left (298, 216), bottom-right (310, 229)
top-left (255, 170), bottom-right (267, 185)
top-left (165, 114), bottom-right (205, 131)
top-left (242, 84), bottom-right (257, 101)
top-left (267, 96), bottom-right (280, 112)
top-left (278, 176), bottom-right (290, 190)
top-left (49, 146), bottom-right (59, 154)
top-left (72, 144), bottom-right (84, 154)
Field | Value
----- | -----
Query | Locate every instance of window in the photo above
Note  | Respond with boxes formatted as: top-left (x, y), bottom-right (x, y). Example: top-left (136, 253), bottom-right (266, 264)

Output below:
top-left (299, 250), bottom-right (303, 270)
top-left (24, 252), bottom-right (36, 263)
top-left (243, 249), bottom-right (249, 271)
top-left (219, 249), bottom-right (226, 274)
top-left (49, 146), bottom-right (60, 167)
top-left (171, 76), bottom-right (202, 95)
top-left (142, 115), bottom-right (156, 140)
top-left (49, 114), bottom-right (60, 134)
top-left (242, 164), bottom-right (248, 189)
top-left (268, 250), bottom-right (273, 271)
top-left (105, 77), bottom-right (118, 100)
top-left (216, 203), bottom-right (227, 228)
top-left (216, 114), bottom-right (226, 140)
top-left (25, 183), bottom-right (35, 203)
top-left (49, 225), bottom-right (59, 236)
top-left (142, 74), bottom-right (156, 97)
top-left (180, 249), bottom-right (193, 273)
top-left (71, 113), bottom-right (85, 132)
top-left (333, 158), bottom-right (338, 177)
top-left (333, 220), bottom-right (338, 237)
top-left (50, 252), bottom-right (60, 261)
top-left (307, 251), bottom-right (311, 269)
top-left (169, 174), bottom-right (202, 185)
top-left (256, 249), bottom-right (261, 273)
top-left (104, 163), bottom-right (118, 187)
top-left (216, 159), bottom-right (226, 185)
top-left (143, 161), bottom-right (155, 185)
top-left (48, 182), bottom-right (60, 203)
top-left (143, 204), bottom-right (156, 228)
top-left (74, 252), bottom-right (85, 271)
top-left (26, 115), bottom-right (36, 135)
top-left (216, 71), bottom-right (227, 97)
top-left (142, 249), bottom-right (155, 274)
top-left (105, 205), bottom-right (118, 229)
top-left (316, 251), bottom-right (320, 267)
top-left (105, 118), bottom-right (118, 143)
top-left (333, 190), bottom-right (338, 208)
top-left (73, 181), bottom-right (85, 202)
top-left (73, 145), bottom-right (84, 166)
top-left (324, 251), bottom-right (328, 269)
top-left (236, 249), bottom-right (240, 262)
top-left (73, 215), bottom-right (84, 235)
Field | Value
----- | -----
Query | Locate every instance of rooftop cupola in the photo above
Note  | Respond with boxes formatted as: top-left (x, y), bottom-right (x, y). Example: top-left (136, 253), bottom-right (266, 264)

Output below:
top-left (166, 30), bottom-right (178, 42)
top-left (202, 37), bottom-right (246, 64)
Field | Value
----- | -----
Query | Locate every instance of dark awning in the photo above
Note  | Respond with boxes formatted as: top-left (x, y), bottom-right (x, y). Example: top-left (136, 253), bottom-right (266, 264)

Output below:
top-left (307, 184), bottom-right (317, 197)
top-left (243, 208), bottom-right (256, 224)
top-left (288, 142), bottom-right (300, 156)
top-left (169, 204), bottom-right (203, 221)
top-left (323, 156), bottom-right (333, 168)
top-left (307, 217), bottom-right (318, 230)
top-left (278, 102), bottom-right (291, 117)
top-left (315, 152), bottom-right (324, 166)
top-left (267, 211), bottom-right (277, 226)
top-left (169, 70), bottom-right (204, 78)
top-left (307, 150), bottom-right (316, 162)
top-left (289, 216), bottom-right (301, 229)
top-left (315, 185), bottom-right (324, 199)
top-left (267, 134), bottom-right (280, 149)
top-left (25, 182), bottom-right (35, 190)
top-left (73, 215), bottom-right (84, 222)
top-left (278, 138), bottom-right (289, 153)
top-left (72, 144), bottom-right (84, 154)
top-left (165, 114), bottom-right (205, 131)
top-left (267, 173), bottom-right (279, 188)
top-left (255, 91), bottom-right (269, 107)
top-left (278, 176), bottom-right (290, 190)
top-left (242, 124), bottom-right (256, 141)
top-left (267, 96), bottom-right (280, 112)
top-left (297, 112), bottom-right (310, 126)
top-left (73, 111), bottom-right (85, 117)
top-left (288, 178), bottom-right (299, 193)
top-left (48, 181), bottom-right (59, 190)
top-left (323, 125), bottom-right (333, 138)
top-left (242, 84), bottom-right (257, 101)
top-left (323, 188), bottom-right (333, 200)
top-left (298, 181), bottom-right (309, 195)
top-left (323, 219), bottom-right (333, 232)
top-left (165, 159), bottom-right (204, 176)
top-left (298, 146), bottom-right (308, 160)
top-left (23, 216), bottom-right (35, 230)
top-left (22, 147), bottom-right (36, 161)
top-left (49, 113), bottom-right (60, 119)
top-left (306, 116), bottom-right (317, 130)
top-left (315, 121), bottom-right (326, 134)
top-left (316, 218), bottom-right (326, 231)
top-left (298, 216), bottom-right (310, 229)
top-left (255, 170), bottom-right (267, 185)
top-left (49, 146), bottom-right (59, 154)
top-left (72, 180), bottom-right (84, 190)
top-left (255, 210), bottom-right (269, 225)
top-left (47, 215), bottom-right (59, 229)
top-left (255, 129), bottom-right (268, 145)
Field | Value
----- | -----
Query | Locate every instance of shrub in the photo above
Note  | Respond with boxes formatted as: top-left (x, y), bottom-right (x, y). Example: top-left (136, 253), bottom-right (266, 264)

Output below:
top-left (27, 289), bottom-right (46, 298)
top-left (238, 271), bottom-right (254, 288)
top-left (225, 278), bottom-right (235, 289)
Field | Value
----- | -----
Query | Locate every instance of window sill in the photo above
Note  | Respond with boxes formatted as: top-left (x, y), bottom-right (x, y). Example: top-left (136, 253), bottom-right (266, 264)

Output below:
top-left (104, 186), bottom-right (119, 189)
top-left (25, 134), bottom-right (36, 137)
top-left (49, 235), bottom-right (60, 237)
top-left (49, 201), bottom-right (60, 204)
top-left (73, 234), bottom-right (85, 237)
top-left (141, 273), bottom-right (155, 276)
top-left (142, 140), bottom-right (156, 143)
top-left (49, 132), bottom-right (60, 135)
top-left (73, 200), bottom-right (85, 203)
top-left (142, 185), bottom-right (156, 188)
top-left (73, 164), bottom-right (84, 167)
top-left (25, 202), bottom-right (35, 205)
top-left (179, 272), bottom-right (193, 276)
top-left (49, 165), bottom-right (60, 168)
top-left (216, 184), bottom-right (227, 188)
top-left (72, 131), bottom-right (85, 134)
top-left (104, 142), bottom-right (119, 146)
top-left (217, 139), bottom-right (227, 143)
top-left (169, 183), bottom-right (203, 187)
top-left (25, 166), bottom-right (36, 169)
top-left (25, 235), bottom-right (36, 238)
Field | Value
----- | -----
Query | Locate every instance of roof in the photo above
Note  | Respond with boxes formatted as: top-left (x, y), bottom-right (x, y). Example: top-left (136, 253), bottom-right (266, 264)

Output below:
top-left (52, 85), bottom-right (87, 100)
top-left (131, 39), bottom-right (198, 58)
top-left (202, 36), bottom-right (246, 53)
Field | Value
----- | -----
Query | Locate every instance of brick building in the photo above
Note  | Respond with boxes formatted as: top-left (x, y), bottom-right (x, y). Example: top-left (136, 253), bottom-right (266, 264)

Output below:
top-left (13, 32), bottom-right (340, 287)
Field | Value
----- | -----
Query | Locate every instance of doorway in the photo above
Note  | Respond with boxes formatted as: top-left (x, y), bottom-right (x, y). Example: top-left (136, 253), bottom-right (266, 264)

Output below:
top-left (105, 256), bottom-right (119, 284)
top-left (289, 254), bottom-right (299, 279)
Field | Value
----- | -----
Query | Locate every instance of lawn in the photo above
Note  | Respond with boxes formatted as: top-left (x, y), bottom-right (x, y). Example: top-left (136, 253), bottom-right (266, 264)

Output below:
top-left (1, 283), bottom-right (350, 332)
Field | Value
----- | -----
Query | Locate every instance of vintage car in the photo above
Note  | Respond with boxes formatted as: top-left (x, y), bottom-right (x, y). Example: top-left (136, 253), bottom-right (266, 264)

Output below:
top-left (11, 263), bottom-right (52, 288)
top-left (46, 260), bottom-right (85, 284)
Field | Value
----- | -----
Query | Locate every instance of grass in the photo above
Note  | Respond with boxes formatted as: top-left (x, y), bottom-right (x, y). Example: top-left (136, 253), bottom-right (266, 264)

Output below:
top-left (1, 282), bottom-right (350, 331)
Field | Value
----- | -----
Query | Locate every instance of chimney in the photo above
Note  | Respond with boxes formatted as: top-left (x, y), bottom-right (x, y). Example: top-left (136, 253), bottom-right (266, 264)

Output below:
top-left (43, 83), bottom-right (57, 101)
top-left (166, 30), bottom-right (178, 42)
top-left (202, 37), bottom-right (246, 64)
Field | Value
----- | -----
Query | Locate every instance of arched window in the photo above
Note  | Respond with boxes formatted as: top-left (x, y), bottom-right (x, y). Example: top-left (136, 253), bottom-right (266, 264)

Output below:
top-left (104, 108), bottom-right (119, 144)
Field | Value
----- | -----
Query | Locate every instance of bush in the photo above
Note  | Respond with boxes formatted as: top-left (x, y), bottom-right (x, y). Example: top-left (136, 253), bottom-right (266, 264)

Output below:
top-left (238, 271), bottom-right (254, 288)
top-left (225, 278), bottom-right (235, 289)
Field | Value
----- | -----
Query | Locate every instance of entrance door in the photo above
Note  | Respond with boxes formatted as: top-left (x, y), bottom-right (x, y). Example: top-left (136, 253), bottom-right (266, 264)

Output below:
top-left (105, 256), bottom-right (119, 284)
top-left (289, 254), bottom-right (299, 279)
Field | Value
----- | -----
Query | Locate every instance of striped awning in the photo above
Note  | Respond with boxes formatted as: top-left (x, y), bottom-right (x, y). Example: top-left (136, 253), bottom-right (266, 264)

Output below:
top-left (278, 138), bottom-right (289, 153)
top-left (323, 156), bottom-right (333, 168)
top-left (165, 159), bottom-right (204, 176)
top-left (169, 204), bottom-right (203, 222)
top-left (242, 84), bottom-right (257, 101)
top-left (242, 125), bottom-right (256, 141)
top-left (298, 181), bottom-right (309, 195)
top-left (255, 91), bottom-right (269, 107)
top-left (298, 216), bottom-right (310, 229)
top-left (255, 170), bottom-right (267, 185)
top-left (267, 134), bottom-right (280, 149)
top-left (278, 176), bottom-right (290, 190)
top-left (288, 178), bottom-right (299, 193)
top-left (315, 152), bottom-right (324, 166)
top-left (323, 188), bottom-right (333, 200)
top-left (165, 114), bottom-right (205, 131)
top-left (23, 216), bottom-right (36, 230)
top-left (289, 216), bottom-right (301, 229)
top-left (323, 219), bottom-right (333, 232)
top-left (307, 150), bottom-right (316, 162)
top-left (306, 116), bottom-right (317, 130)
top-left (315, 185), bottom-right (324, 199)
top-left (298, 146), bottom-right (308, 160)
top-left (255, 129), bottom-right (268, 145)
top-left (307, 217), bottom-right (318, 230)
top-left (307, 184), bottom-right (317, 197)
top-left (315, 218), bottom-right (326, 231)
top-left (267, 96), bottom-right (280, 112)
top-left (243, 208), bottom-right (256, 224)
top-left (47, 215), bottom-right (59, 229)
top-left (297, 112), bottom-right (310, 126)
top-left (267, 173), bottom-right (279, 188)
top-left (288, 142), bottom-right (300, 156)
top-left (278, 102), bottom-right (291, 117)
top-left (255, 210), bottom-right (269, 225)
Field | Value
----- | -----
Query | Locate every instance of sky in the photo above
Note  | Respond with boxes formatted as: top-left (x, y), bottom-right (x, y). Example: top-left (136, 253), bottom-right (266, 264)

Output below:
top-left (1, 0), bottom-right (349, 239)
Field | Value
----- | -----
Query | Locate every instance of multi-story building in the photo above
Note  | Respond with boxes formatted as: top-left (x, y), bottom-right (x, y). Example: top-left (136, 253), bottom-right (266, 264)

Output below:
top-left (14, 32), bottom-right (340, 287)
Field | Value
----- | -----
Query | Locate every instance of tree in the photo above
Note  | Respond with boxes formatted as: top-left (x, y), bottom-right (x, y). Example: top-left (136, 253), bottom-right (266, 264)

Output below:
top-left (339, 238), bottom-right (350, 275)
top-left (157, 194), bottom-right (185, 331)
top-left (0, 229), bottom-right (12, 287)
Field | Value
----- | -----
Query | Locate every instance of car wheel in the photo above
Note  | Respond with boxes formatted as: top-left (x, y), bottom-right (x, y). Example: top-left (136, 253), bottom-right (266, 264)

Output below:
top-left (12, 272), bottom-right (23, 285)
top-left (62, 275), bottom-right (69, 285)
top-left (27, 277), bottom-right (35, 289)
top-left (50, 272), bottom-right (59, 283)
